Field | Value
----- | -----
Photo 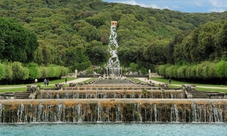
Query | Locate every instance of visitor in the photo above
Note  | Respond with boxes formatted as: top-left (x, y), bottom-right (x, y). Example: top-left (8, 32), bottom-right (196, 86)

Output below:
top-left (34, 78), bottom-right (38, 85)
top-left (168, 78), bottom-right (171, 84)
top-left (65, 78), bottom-right (67, 83)
top-left (149, 80), bottom-right (152, 84)
top-left (46, 79), bottom-right (49, 86)
top-left (44, 78), bottom-right (47, 86)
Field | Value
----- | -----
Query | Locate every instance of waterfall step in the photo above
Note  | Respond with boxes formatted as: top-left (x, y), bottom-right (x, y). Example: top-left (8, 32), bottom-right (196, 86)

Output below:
top-left (14, 92), bottom-right (31, 99)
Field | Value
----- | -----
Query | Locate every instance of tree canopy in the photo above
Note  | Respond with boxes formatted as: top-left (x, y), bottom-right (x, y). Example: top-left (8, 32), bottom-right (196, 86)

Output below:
top-left (0, 0), bottom-right (227, 72)
top-left (0, 18), bottom-right (38, 62)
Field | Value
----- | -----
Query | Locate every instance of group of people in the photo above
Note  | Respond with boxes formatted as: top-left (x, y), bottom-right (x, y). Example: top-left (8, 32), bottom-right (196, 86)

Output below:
top-left (34, 78), bottom-right (50, 85)
top-left (44, 78), bottom-right (50, 86)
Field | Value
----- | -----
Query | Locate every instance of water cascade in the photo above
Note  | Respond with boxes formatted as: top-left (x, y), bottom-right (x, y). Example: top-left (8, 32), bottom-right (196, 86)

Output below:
top-left (105, 21), bottom-right (122, 76)
top-left (0, 99), bottom-right (226, 123)
top-left (1, 76), bottom-right (227, 123)
top-left (38, 89), bottom-right (185, 99)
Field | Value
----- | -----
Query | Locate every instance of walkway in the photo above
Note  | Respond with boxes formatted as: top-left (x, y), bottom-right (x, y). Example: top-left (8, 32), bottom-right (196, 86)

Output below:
top-left (61, 78), bottom-right (91, 84)
top-left (0, 78), bottom-right (91, 90)
top-left (136, 78), bottom-right (163, 85)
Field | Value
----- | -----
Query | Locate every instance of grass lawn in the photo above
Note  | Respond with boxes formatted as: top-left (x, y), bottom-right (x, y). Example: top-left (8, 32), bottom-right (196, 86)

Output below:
top-left (0, 77), bottom-right (77, 93)
top-left (1, 77), bottom-right (227, 93)
top-left (151, 77), bottom-right (227, 92)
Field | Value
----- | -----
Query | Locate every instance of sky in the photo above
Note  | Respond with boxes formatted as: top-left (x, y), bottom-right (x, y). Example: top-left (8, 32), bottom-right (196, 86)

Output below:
top-left (103, 0), bottom-right (227, 13)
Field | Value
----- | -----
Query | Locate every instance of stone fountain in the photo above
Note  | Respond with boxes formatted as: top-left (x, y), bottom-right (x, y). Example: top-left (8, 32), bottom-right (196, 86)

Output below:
top-left (0, 78), bottom-right (227, 123)
top-left (0, 20), bottom-right (227, 123)
top-left (105, 21), bottom-right (122, 77)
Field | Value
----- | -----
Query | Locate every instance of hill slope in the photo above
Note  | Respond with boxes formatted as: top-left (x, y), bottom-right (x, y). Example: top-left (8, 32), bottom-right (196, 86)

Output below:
top-left (0, 0), bottom-right (227, 71)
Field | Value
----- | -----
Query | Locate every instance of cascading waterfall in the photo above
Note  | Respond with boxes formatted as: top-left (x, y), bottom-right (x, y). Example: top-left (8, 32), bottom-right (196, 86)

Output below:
top-left (154, 104), bottom-right (157, 122)
top-left (37, 103), bottom-right (43, 122)
top-left (182, 104), bottom-right (187, 122)
top-left (115, 104), bottom-right (122, 122)
top-left (136, 103), bottom-right (142, 122)
top-left (56, 93), bottom-right (59, 99)
top-left (57, 103), bottom-right (63, 122)
top-left (17, 103), bottom-right (24, 122)
top-left (0, 104), bottom-right (3, 123)
top-left (77, 103), bottom-right (82, 123)
top-left (170, 104), bottom-right (179, 122)
top-left (38, 90), bottom-right (185, 99)
top-left (97, 103), bottom-right (102, 123)
top-left (0, 100), bottom-right (227, 123)
top-left (191, 102), bottom-right (197, 122)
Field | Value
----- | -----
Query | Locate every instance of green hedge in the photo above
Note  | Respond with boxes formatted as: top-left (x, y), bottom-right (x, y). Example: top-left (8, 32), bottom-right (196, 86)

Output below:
top-left (0, 63), bottom-right (6, 80)
top-left (216, 60), bottom-right (227, 78)
top-left (157, 60), bottom-right (227, 80)
top-left (0, 62), bottom-right (69, 81)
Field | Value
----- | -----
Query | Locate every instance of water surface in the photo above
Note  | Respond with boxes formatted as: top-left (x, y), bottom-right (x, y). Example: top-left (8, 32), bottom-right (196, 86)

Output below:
top-left (0, 123), bottom-right (226, 136)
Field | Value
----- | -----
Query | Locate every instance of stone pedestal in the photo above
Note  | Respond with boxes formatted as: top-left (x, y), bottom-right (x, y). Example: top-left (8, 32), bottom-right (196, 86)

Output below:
top-left (75, 69), bottom-right (78, 78)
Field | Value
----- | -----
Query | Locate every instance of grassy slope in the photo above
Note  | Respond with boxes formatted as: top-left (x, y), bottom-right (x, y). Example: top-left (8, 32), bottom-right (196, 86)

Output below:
top-left (151, 77), bottom-right (227, 92)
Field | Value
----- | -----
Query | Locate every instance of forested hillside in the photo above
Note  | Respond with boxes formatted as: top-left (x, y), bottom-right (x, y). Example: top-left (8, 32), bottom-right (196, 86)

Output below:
top-left (1, 0), bottom-right (227, 73)
top-left (157, 20), bottom-right (227, 84)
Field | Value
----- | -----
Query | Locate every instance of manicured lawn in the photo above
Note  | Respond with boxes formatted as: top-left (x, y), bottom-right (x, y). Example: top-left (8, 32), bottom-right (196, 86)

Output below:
top-left (151, 77), bottom-right (227, 92)
top-left (151, 77), bottom-right (224, 86)
top-left (0, 77), bottom-right (76, 93)
top-left (1, 77), bottom-right (227, 93)
top-left (0, 87), bottom-right (27, 93)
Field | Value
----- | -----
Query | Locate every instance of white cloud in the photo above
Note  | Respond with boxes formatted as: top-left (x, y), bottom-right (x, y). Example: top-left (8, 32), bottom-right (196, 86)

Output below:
top-left (106, 0), bottom-right (227, 12)
top-left (114, 0), bottom-right (138, 5)
top-left (209, 0), bottom-right (227, 8)
top-left (210, 8), bottom-right (225, 12)
top-left (114, 0), bottom-right (170, 10)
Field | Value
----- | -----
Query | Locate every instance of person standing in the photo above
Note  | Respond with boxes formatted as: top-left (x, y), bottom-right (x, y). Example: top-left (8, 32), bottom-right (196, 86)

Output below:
top-left (47, 79), bottom-right (49, 86)
top-left (65, 78), bottom-right (67, 83)
top-left (44, 78), bottom-right (47, 86)
top-left (34, 79), bottom-right (38, 85)
top-left (168, 78), bottom-right (171, 84)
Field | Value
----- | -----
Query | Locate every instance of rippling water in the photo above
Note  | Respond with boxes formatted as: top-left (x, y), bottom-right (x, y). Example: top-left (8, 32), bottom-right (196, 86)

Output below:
top-left (0, 123), bottom-right (226, 136)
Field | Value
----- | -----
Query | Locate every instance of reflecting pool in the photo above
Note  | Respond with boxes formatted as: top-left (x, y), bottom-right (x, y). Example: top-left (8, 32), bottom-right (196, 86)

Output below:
top-left (0, 123), bottom-right (226, 136)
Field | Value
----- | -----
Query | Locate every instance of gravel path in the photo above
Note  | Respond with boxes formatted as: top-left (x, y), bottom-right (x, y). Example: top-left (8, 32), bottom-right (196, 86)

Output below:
top-left (61, 78), bottom-right (91, 84)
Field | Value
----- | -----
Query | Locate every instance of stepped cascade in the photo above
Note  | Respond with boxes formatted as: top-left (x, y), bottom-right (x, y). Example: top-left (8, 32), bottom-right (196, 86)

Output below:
top-left (0, 78), bottom-right (227, 123)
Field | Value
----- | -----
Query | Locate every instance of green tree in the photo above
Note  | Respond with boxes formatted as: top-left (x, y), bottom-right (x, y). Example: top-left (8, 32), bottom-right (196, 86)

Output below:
top-left (85, 40), bottom-right (108, 65)
top-left (27, 62), bottom-right (41, 79)
top-left (3, 63), bottom-right (13, 81)
top-left (129, 62), bottom-right (138, 72)
top-left (65, 45), bottom-right (92, 71)
top-left (11, 62), bottom-right (29, 80)
top-left (216, 60), bottom-right (227, 78)
top-left (0, 18), bottom-right (38, 62)
top-left (0, 63), bottom-right (6, 80)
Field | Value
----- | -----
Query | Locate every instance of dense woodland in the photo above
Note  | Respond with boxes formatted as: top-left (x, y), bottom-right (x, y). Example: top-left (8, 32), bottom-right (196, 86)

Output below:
top-left (0, 0), bottom-right (227, 84)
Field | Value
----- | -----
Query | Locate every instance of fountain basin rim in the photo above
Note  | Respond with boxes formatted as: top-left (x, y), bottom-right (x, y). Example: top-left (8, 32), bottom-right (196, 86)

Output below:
top-left (40, 90), bottom-right (183, 93)
top-left (0, 99), bottom-right (226, 105)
